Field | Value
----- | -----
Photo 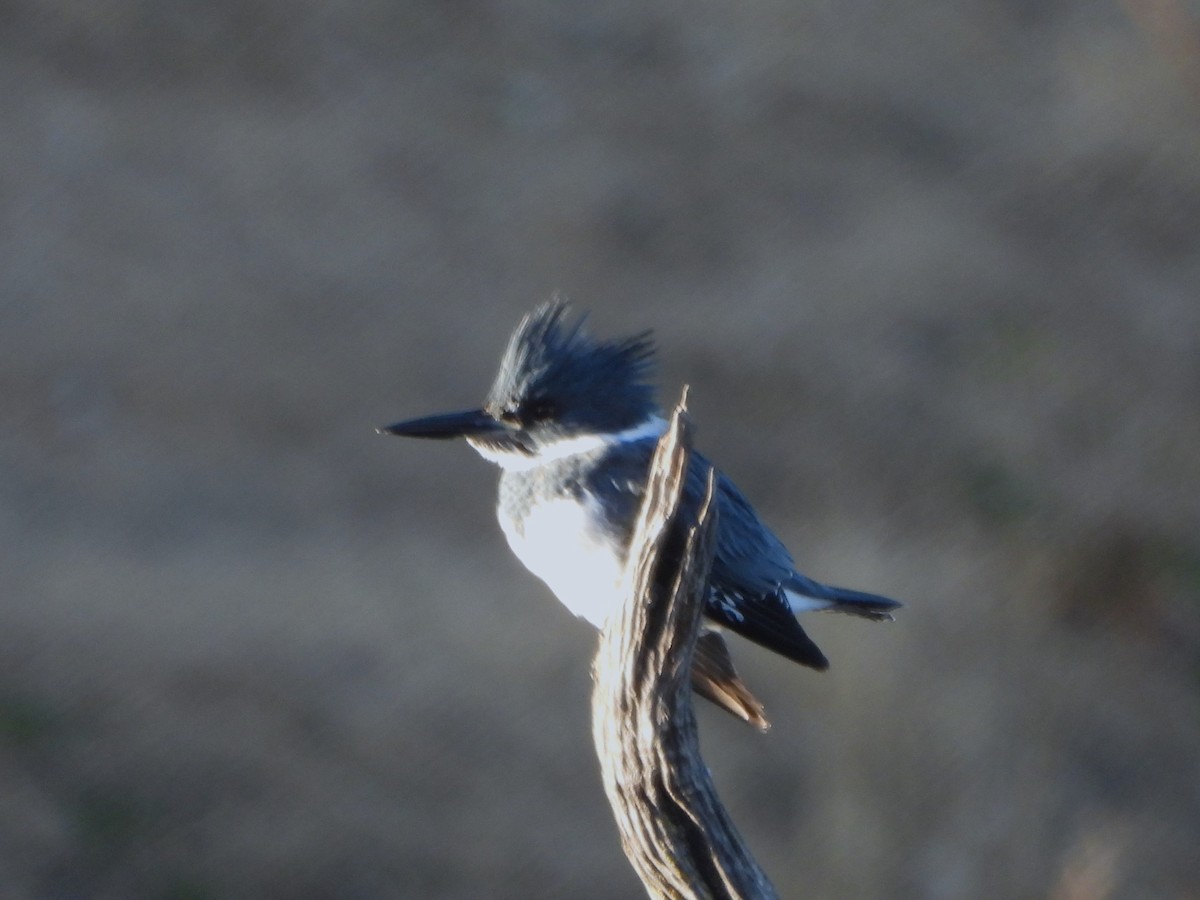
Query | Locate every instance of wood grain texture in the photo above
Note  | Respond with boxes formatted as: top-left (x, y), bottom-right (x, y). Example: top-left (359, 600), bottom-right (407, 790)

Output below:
top-left (591, 389), bottom-right (778, 900)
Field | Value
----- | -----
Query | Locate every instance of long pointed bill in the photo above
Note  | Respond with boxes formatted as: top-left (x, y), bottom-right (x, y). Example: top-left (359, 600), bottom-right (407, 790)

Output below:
top-left (377, 408), bottom-right (503, 440)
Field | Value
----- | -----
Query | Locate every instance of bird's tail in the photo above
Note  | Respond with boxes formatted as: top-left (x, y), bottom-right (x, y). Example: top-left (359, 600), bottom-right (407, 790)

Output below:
top-left (691, 630), bottom-right (770, 731)
top-left (784, 574), bottom-right (902, 622)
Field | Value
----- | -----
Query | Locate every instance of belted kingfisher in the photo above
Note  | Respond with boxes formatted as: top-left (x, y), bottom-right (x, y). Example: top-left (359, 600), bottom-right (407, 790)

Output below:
top-left (381, 301), bottom-right (900, 729)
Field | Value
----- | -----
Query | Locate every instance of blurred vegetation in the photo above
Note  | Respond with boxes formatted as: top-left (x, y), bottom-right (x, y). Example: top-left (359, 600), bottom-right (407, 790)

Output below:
top-left (1, 0), bottom-right (1199, 897)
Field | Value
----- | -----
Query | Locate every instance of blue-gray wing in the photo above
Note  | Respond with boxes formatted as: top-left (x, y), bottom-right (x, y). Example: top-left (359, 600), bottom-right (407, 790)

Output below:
top-left (585, 441), bottom-right (829, 669)
top-left (688, 455), bottom-right (829, 669)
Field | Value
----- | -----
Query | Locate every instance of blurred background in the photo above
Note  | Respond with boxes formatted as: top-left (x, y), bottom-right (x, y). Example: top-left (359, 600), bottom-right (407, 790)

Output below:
top-left (2, 1), bottom-right (1199, 897)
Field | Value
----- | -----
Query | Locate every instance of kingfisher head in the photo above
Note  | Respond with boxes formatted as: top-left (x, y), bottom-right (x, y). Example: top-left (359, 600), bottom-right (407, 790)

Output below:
top-left (381, 301), bottom-right (661, 467)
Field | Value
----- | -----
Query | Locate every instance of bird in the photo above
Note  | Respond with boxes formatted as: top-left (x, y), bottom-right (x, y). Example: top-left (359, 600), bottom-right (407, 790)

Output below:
top-left (380, 301), bottom-right (900, 729)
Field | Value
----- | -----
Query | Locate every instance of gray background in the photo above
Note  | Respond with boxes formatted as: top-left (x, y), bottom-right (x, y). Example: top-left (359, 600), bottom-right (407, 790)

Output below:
top-left (3, 1), bottom-right (1199, 897)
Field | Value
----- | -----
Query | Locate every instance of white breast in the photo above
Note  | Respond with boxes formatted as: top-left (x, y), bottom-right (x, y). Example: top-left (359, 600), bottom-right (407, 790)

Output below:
top-left (498, 494), bottom-right (627, 628)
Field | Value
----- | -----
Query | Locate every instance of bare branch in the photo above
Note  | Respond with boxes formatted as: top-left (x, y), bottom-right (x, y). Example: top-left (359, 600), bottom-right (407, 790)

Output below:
top-left (592, 388), bottom-right (779, 900)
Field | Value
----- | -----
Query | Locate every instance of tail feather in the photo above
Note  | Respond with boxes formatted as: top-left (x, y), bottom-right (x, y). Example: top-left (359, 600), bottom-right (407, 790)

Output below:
top-left (784, 574), bottom-right (902, 622)
top-left (822, 586), bottom-right (901, 621)
top-left (690, 630), bottom-right (770, 731)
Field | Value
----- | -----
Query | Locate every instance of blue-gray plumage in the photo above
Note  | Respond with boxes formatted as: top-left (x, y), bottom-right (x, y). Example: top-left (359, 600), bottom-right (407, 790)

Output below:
top-left (381, 301), bottom-right (900, 729)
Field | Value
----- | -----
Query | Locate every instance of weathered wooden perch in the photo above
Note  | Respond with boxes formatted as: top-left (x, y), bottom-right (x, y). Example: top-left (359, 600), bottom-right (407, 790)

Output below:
top-left (591, 389), bottom-right (779, 900)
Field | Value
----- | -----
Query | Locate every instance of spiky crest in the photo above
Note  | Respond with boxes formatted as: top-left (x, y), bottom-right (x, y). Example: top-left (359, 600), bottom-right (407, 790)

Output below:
top-left (486, 300), bottom-right (657, 436)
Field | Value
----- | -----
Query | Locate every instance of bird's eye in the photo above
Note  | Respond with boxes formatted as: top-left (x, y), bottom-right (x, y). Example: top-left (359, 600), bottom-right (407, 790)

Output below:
top-left (498, 407), bottom-right (521, 425)
top-left (523, 399), bottom-right (555, 422)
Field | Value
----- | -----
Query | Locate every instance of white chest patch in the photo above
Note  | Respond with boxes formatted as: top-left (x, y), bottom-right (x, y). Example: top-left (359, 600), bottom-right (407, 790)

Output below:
top-left (498, 494), bottom-right (626, 628)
